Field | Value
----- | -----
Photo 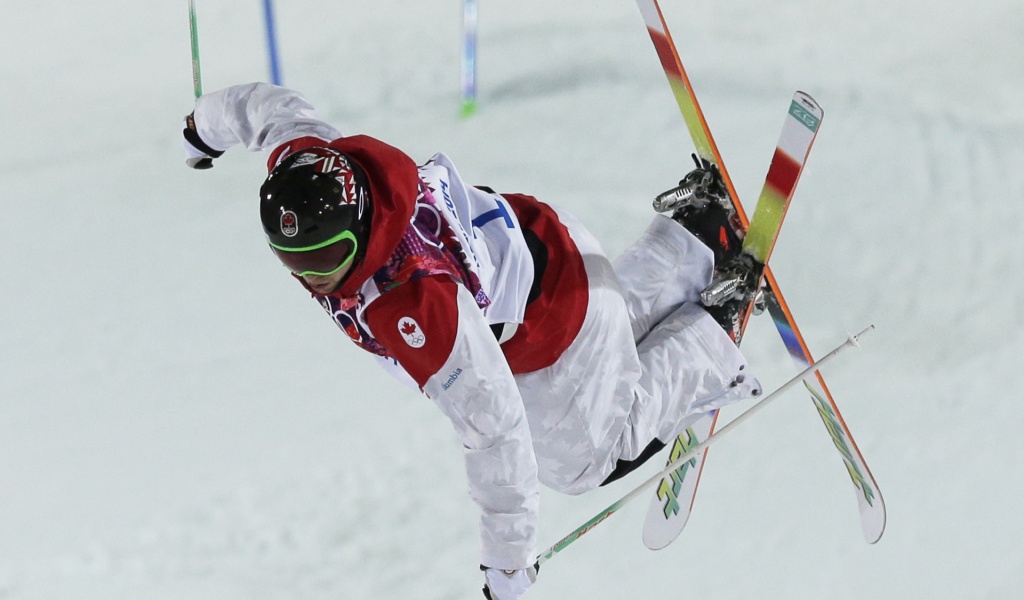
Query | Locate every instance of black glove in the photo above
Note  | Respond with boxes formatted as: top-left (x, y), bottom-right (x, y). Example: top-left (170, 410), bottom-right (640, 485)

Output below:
top-left (182, 112), bottom-right (223, 169)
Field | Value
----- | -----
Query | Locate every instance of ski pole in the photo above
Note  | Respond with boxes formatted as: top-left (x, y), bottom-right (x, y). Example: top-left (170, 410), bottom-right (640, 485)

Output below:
top-left (536, 325), bottom-right (875, 566)
top-left (188, 0), bottom-right (203, 98)
top-left (262, 0), bottom-right (283, 85)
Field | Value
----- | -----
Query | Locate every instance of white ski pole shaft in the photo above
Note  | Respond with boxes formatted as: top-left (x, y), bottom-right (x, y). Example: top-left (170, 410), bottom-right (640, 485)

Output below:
top-left (188, 0), bottom-right (203, 98)
top-left (536, 325), bottom-right (875, 566)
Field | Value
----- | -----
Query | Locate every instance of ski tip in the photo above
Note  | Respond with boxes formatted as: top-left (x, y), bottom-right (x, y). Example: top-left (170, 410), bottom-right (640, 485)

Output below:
top-left (794, 90), bottom-right (820, 106)
top-left (865, 514), bottom-right (887, 545)
top-left (860, 485), bottom-right (887, 544)
top-left (793, 91), bottom-right (824, 119)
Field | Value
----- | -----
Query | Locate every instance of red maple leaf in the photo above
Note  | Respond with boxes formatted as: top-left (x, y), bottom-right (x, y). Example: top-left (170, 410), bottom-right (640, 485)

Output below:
top-left (400, 321), bottom-right (418, 336)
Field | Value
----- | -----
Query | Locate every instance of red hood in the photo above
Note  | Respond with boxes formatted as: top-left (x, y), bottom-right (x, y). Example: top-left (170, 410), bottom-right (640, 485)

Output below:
top-left (268, 135), bottom-right (420, 297)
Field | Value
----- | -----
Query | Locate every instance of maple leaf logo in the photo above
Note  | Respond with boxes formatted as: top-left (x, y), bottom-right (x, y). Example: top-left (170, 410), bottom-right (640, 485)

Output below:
top-left (398, 318), bottom-right (426, 348)
top-left (280, 210), bottom-right (298, 237)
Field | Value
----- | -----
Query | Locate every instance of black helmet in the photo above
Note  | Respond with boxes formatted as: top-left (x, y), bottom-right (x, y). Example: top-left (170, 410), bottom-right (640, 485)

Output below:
top-left (259, 147), bottom-right (372, 276)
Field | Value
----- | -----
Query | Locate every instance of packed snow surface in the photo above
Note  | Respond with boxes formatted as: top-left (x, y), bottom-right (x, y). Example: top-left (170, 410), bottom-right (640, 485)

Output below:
top-left (2, 1), bottom-right (1022, 598)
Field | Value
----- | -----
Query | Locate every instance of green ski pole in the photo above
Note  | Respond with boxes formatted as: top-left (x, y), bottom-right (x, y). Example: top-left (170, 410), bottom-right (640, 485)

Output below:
top-left (188, 0), bottom-right (203, 98)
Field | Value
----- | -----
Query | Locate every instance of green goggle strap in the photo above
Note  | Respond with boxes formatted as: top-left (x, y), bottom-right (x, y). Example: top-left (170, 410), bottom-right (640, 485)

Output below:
top-left (270, 230), bottom-right (358, 277)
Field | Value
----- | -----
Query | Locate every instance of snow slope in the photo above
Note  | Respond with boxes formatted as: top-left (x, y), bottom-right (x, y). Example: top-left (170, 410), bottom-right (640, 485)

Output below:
top-left (2, 1), bottom-right (1022, 598)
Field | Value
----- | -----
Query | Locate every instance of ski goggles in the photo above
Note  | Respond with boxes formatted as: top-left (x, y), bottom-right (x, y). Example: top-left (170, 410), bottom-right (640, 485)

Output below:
top-left (269, 230), bottom-right (358, 277)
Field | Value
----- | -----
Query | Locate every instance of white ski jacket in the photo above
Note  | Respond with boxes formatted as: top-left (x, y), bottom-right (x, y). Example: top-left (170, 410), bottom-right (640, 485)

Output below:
top-left (188, 83), bottom-right (760, 572)
top-left (190, 83), bottom-right (579, 570)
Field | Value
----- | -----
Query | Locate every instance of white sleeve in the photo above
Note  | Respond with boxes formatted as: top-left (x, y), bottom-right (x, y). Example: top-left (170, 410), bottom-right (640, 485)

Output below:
top-left (366, 278), bottom-right (540, 570)
top-left (191, 82), bottom-right (342, 154)
top-left (372, 354), bottom-right (420, 391)
top-left (423, 288), bottom-right (539, 570)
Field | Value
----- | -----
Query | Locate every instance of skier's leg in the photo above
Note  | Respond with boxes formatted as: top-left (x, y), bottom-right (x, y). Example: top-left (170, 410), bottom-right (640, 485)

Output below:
top-left (599, 302), bottom-right (761, 485)
top-left (515, 208), bottom-right (759, 494)
top-left (612, 214), bottom-right (714, 343)
top-left (636, 302), bottom-right (760, 440)
top-left (514, 209), bottom-right (645, 495)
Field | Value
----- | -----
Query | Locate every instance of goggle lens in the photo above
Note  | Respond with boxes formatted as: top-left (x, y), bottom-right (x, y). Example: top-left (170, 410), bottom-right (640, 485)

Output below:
top-left (270, 231), bottom-right (358, 277)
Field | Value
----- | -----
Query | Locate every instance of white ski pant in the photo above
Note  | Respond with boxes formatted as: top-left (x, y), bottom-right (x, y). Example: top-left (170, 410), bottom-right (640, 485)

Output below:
top-left (514, 213), bottom-right (761, 495)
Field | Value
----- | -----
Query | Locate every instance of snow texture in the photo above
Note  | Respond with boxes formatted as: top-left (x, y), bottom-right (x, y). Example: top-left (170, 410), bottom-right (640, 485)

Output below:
top-left (1, 0), bottom-right (1022, 598)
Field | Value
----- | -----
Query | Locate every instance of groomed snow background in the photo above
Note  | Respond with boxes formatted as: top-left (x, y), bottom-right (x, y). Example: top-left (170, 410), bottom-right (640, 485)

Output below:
top-left (2, 1), bottom-right (1022, 598)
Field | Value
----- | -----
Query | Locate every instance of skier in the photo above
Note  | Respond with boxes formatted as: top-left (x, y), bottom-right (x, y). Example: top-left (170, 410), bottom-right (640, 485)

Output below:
top-left (182, 82), bottom-right (761, 600)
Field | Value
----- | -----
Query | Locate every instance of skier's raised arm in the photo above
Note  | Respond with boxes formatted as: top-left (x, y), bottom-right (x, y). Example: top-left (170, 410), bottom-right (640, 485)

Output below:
top-left (182, 82), bottom-right (341, 168)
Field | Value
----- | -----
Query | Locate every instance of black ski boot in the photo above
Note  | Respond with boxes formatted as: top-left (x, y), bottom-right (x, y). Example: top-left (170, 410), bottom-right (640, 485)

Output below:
top-left (654, 155), bottom-right (765, 340)
top-left (654, 154), bottom-right (743, 264)
top-left (699, 251), bottom-right (765, 341)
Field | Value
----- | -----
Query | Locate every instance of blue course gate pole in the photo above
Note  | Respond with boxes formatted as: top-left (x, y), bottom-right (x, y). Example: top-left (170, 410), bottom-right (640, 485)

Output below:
top-left (263, 0), bottom-right (283, 85)
top-left (460, 0), bottom-right (478, 117)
